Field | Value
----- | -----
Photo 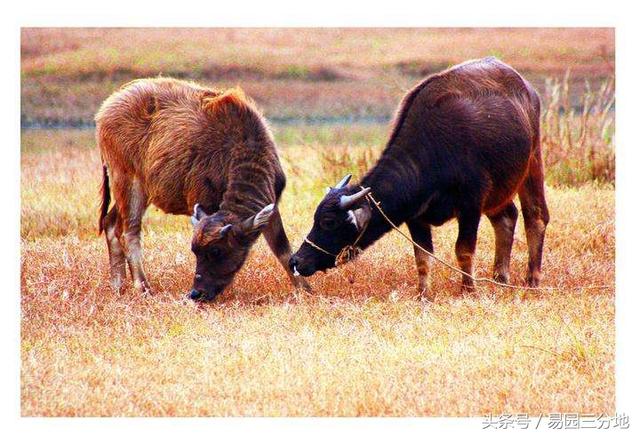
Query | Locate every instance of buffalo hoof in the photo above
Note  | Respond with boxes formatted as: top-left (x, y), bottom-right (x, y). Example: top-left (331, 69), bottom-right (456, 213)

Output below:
top-left (493, 272), bottom-right (510, 284)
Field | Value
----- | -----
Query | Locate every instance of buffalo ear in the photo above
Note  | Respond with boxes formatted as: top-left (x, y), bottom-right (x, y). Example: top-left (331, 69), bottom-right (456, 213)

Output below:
top-left (347, 206), bottom-right (372, 231)
top-left (191, 203), bottom-right (207, 226)
top-left (236, 203), bottom-right (276, 236)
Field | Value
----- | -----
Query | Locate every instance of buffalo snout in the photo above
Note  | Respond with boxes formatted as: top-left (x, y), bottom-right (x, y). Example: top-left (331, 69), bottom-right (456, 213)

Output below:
top-left (289, 253), bottom-right (317, 277)
top-left (188, 288), bottom-right (220, 302)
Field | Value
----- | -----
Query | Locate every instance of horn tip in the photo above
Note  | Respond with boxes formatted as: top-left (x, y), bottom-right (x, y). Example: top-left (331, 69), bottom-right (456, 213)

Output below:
top-left (335, 173), bottom-right (353, 189)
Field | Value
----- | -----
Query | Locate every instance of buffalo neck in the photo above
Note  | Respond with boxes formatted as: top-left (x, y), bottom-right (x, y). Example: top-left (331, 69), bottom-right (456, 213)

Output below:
top-left (219, 137), bottom-right (277, 221)
top-left (355, 144), bottom-right (431, 250)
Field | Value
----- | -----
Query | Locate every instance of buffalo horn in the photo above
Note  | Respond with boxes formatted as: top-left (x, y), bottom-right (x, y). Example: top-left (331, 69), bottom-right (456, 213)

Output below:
top-left (339, 187), bottom-right (371, 210)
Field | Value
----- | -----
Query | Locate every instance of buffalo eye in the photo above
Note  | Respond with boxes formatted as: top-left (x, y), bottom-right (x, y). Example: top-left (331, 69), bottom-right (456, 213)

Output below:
top-left (320, 217), bottom-right (338, 230)
top-left (206, 247), bottom-right (221, 261)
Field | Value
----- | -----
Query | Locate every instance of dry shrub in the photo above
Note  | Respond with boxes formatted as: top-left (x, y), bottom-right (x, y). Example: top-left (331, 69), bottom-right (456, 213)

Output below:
top-left (541, 73), bottom-right (615, 185)
top-left (312, 73), bottom-right (616, 188)
top-left (318, 144), bottom-right (381, 187)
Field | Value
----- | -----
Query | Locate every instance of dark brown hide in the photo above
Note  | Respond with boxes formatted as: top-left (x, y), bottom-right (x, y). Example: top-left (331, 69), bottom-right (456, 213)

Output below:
top-left (291, 58), bottom-right (549, 298)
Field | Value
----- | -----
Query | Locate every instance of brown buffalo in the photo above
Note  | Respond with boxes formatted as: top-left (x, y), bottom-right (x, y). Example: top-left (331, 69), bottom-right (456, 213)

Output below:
top-left (96, 78), bottom-right (308, 301)
top-left (290, 57), bottom-right (550, 299)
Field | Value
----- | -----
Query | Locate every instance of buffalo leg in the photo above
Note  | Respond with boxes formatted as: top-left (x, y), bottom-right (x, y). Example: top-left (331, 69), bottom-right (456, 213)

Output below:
top-left (488, 201), bottom-right (518, 284)
top-left (262, 206), bottom-right (311, 291)
top-left (455, 205), bottom-right (481, 292)
top-left (119, 178), bottom-right (151, 293)
top-left (407, 219), bottom-right (434, 300)
top-left (102, 206), bottom-right (126, 292)
top-left (518, 157), bottom-right (550, 287)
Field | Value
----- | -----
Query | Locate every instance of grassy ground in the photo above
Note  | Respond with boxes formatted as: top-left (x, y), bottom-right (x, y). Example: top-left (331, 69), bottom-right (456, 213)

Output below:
top-left (20, 28), bottom-right (615, 416)
top-left (21, 28), bottom-right (614, 124)
top-left (21, 129), bottom-right (614, 416)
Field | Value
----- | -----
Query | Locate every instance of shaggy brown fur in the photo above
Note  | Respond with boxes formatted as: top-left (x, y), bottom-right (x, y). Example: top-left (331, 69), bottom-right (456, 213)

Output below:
top-left (96, 78), bottom-right (308, 300)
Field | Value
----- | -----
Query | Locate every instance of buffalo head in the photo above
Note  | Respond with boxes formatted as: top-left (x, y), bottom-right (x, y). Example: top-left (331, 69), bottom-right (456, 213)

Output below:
top-left (289, 174), bottom-right (371, 277)
top-left (189, 203), bottom-right (275, 301)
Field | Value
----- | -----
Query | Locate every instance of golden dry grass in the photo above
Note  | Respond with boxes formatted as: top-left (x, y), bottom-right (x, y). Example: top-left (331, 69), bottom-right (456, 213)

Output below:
top-left (21, 129), bottom-right (614, 416)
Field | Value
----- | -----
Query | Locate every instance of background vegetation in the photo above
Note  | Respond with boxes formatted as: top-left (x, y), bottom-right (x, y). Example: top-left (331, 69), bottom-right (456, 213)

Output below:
top-left (21, 28), bottom-right (615, 185)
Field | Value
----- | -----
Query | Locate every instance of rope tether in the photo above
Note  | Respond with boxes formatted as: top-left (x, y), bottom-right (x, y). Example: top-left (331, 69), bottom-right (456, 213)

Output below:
top-left (365, 191), bottom-right (612, 292)
top-left (301, 188), bottom-right (613, 292)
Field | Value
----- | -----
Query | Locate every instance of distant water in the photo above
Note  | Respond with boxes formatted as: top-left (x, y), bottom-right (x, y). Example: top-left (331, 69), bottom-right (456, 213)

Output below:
top-left (20, 115), bottom-right (393, 130)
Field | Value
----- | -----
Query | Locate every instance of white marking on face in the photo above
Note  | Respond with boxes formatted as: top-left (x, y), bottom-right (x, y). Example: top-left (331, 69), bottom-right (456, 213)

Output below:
top-left (347, 210), bottom-right (358, 229)
top-left (293, 266), bottom-right (300, 277)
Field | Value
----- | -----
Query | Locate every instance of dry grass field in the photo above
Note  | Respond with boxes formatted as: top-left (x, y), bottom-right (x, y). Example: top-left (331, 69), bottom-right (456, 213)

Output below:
top-left (21, 28), bottom-right (614, 124)
top-left (21, 129), bottom-right (614, 416)
top-left (20, 28), bottom-right (615, 417)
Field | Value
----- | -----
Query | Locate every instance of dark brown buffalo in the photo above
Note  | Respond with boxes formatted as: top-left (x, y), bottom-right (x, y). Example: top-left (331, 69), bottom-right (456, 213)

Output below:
top-left (290, 57), bottom-right (549, 299)
top-left (96, 78), bottom-right (308, 301)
